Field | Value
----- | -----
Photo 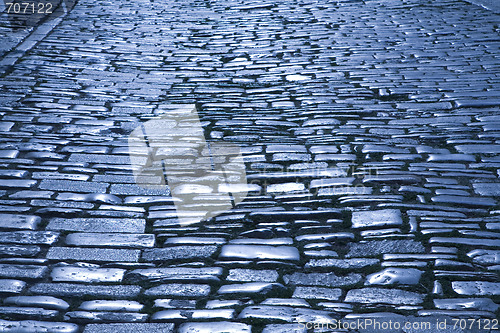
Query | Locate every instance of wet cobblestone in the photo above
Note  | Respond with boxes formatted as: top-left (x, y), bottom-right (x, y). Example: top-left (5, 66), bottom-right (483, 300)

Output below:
top-left (1, 0), bottom-right (500, 331)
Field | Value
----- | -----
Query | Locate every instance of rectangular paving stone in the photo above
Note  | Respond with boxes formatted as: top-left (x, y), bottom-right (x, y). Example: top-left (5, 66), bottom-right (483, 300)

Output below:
top-left (0, 122), bottom-right (14, 131)
top-left (0, 244), bottom-right (40, 257)
top-left (9, 191), bottom-right (53, 199)
top-left (29, 283), bottom-right (142, 299)
top-left (65, 233), bottom-right (154, 248)
top-left (98, 174), bottom-right (162, 185)
top-left (284, 272), bottom-right (361, 287)
top-left (0, 205), bottom-right (31, 214)
top-left (39, 180), bottom-right (109, 193)
top-left (344, 288), bottom-right (424, 305)
top-left (363, 175), bottom-right (420, 184)
top-left (59, 125), bottom-right (109, 135)
top-left (110, 184), bottom-right (170, 196)
top-left (383, 254), bottom-right (456, 261)
top-left (427, 154), bottom-right (475, 162)
top-left (0, 279), bottom-right (26, 294)
top-left (46, 247), bottom-right (140, 262)
top-left (452, 281), bottom-right (500, 296)
top-left (144, 284), bottom-right (211, 297)
top-left (260, 324), bottom-right (303, 333)
top-left (142, 246), bottom-right (218, 261)
top-left (292, 286), bottom-right (343, 301)
top-left (32, 172), bottom-right (89, 181)
top-left (65, 311), bottom-right (147, 322)
top-left (0, 214), bottom-right (41, 230)
top-left (266, 145), bottom-right (307, 153)
top-left (152, 308), bottom-right (234, 321)
top-left (0, 150), bottom-right (19, 158)
top-left (3, 296), bottom-right (70, 310)
top-left (455, 144), bottom-right (500, 154)
top-left (77, 300), bottom-right (143, 312)
top-left (247, 169), bottom-right (348, 182)
top-left (0, 320), bottom-right (78, 333)
top-left (0, 306), bottom-right (58, 319)
top-left (219, 245), bottom-right (300, 261)
top-left (164, 237), bottom-right (227, 245)
top-left (468, 249), bottom-right (500, 265)
top-left (238, 305), bottom-right (335, 323)
top-left (47, 218), bottom-right (145, 233)
top-left (0, 180), bottom-right (36, 189)
top-left (362, 144), bottom-right (410, 154)
top-left (51, 267), bottom-right (126, 283)
top-left (455, 99), bottom-right (500, 108)
top-left (217, 282), bottom-right (285, 296)
top-left (272, 153), bottom-right (311, 162)
top-left (0, 231), bottom-right (59, 245)
top-left (472, 183), bottom-right (500, 196)
top-left (84, 323), bottom-right (174, 333)
top-left (318, 186), bottom-right (373, 196)
top-left (249, 210), bottom-right (341, 221)
top-left (3, 0), bottom-right (500, 327)
top-left (61, 146), bottom-right (110, 154)
top-left (0, 264), bottom-right (48, 279)
top-left (68, 153), bottom-right (143, 165)
top-left (153, 299), bottom-right (196, 309)
top-left (227, 269), bottom-right (278, 282)
top-left (434, 298), bottom-right (499, 312)
top-left (266, 183), bottom-right (306, 193)
top-left (309, 177), bottom-right (355, 188)
top-left (305, 258), bottom-right (380, 269)
top-left (388, 115), bottom-right (467, 125)
top-left (178, 323), bottom-right (250, 333)
top-left (346, 240), bottom-right (425, 258)
top-left (229, 238), bottom-right (293, 246)
top-left (430, 237), bottom-right (500, 247)
top-left (125, 267), bottom-right (223, 283)
top-left (351, 209), bottom-right (402, 229)
top-left (234, 3), bottom-right (275, 10)
top-left (431, 195), bottom-right (496, 207)
top-left (315, 153), bottom-right (356, 161)
top-left (56, 192), bottom-right (121, 204)
top-left (31, 199), bottom-right (93, 209)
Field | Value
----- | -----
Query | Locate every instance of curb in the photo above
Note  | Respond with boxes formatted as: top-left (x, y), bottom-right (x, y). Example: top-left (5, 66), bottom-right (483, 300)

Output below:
top-left (0, 1), bottom-right (76, 74)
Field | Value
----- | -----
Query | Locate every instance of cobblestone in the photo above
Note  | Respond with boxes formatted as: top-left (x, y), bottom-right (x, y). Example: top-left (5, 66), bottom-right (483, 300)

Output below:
top-left (47, 218), bottom-right (145, 233)
top-left (46, 247), bottom-right (141, 262)
top-left (1, 0), bottom-right (500, 330)
top-left (0, 279), bottom-right (26, 294)
top-left (83, 323), bottom-right (174, 333)
top-left (4, 296), bottom-right (70, 311)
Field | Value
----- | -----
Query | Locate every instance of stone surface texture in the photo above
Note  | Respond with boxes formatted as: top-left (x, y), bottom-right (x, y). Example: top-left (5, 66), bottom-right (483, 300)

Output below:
top-left (0, 0), bottom-right (499, 330)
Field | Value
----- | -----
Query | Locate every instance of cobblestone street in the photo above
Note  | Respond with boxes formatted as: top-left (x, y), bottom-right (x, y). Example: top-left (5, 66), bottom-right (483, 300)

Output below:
top-left (0, 0), bottom-right (499, 332)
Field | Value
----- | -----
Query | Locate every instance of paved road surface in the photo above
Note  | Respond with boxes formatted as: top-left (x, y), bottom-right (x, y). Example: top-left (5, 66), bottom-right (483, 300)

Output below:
top-left (0, 0), bottom-right (499, 332)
